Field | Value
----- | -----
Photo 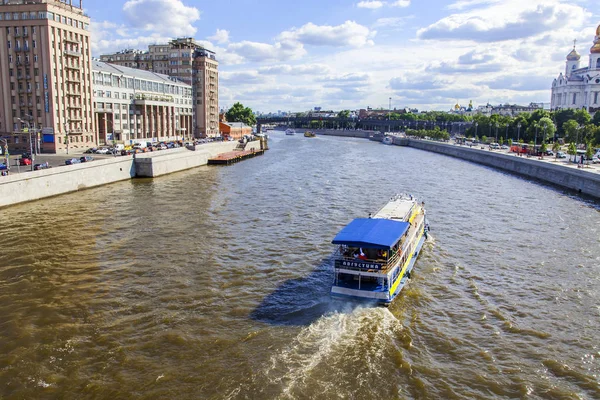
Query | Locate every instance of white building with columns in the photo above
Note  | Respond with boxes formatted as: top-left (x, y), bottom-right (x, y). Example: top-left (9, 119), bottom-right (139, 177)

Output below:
top-left (551, 23), bottom-right (600, 115)
top-left (92, 61), bottom-right (193, 146)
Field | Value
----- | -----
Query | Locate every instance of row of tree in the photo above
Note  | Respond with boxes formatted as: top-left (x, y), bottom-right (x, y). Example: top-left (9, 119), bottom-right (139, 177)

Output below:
top-left (405, 127), bottom-right (451, 141)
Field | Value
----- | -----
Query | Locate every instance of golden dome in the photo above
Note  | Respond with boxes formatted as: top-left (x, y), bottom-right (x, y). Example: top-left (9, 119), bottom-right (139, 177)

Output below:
top-left (591, 42), bottom-right (600, 54)
top-left (566, 48), bottom-right (581, 61)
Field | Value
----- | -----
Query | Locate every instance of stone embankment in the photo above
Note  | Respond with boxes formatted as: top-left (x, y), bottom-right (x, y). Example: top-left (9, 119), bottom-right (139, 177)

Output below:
top-left (0, 140), bottom-right (263, 208)
top-left (405, 139), bottom-right (600, 199)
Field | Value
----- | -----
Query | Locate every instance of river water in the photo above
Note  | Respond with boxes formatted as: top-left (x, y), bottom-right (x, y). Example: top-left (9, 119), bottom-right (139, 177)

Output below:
top-left (1, 133), bottom-right (599, 399)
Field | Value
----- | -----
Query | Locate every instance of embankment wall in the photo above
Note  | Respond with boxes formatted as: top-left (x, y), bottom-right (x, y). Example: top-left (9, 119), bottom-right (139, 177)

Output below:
top-left (406, 139), bottom-right (600, 198)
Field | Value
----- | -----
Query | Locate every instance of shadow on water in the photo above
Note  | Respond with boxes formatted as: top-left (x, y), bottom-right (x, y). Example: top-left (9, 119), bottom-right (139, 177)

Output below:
top-left (250, 256), bottom-right (376, 326)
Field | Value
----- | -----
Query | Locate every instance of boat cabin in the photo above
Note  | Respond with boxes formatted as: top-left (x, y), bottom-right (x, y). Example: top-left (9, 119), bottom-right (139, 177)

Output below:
top-left (332, 218), bottom-right (411, 292)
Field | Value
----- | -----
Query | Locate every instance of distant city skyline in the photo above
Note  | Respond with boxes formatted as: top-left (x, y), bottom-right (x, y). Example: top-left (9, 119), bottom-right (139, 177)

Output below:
top-left (89, 0), bottom-right (599, 113)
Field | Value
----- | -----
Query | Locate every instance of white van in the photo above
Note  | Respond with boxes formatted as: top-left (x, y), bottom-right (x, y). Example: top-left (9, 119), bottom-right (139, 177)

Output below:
top-left (114, 144), bottom-right (125, 151)
top-left (133, 142), bottom-right (147, 149)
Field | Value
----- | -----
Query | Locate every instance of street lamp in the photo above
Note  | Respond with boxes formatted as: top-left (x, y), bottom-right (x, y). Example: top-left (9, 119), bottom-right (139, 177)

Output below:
top-left (474, 122), bottom-right (478, 139)
top-left (17, 118), bottom-right (35, 171)
top-left (495, 122), bottom-right (499, 143)
top-left (388, 97), bottom-right (392, 133)
top-left (517, 123), bottom-right (521, 142)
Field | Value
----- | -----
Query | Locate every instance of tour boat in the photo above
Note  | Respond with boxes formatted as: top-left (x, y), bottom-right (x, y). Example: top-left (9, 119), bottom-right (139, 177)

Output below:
top-left (304, 131), bottom-right (316, 137)
top-left (330, 194), bottom-right (429, 305)
top-left (285, 129), bottom-right (296, 135)
top-left (382, 136), bottom-right (394, 145)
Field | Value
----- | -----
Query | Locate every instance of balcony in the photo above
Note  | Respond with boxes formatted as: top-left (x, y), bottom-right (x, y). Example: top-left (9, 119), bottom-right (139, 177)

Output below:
top-left (64, 49), bottom-right (81, 57)
top-left (65, 64), bottom-right (80, 70)
top-left (67, 104), bottom-right (82, 109)
top-left (65, 77), bottom-right (81, 84)
top-left (66, 91), bottom-right (81, 96)
top-left (64, 37), bottom-right (81, 45)
top-left (69, 116), bottom-right (83, 121)
top-left (14, 47), bottom-right (29, 52)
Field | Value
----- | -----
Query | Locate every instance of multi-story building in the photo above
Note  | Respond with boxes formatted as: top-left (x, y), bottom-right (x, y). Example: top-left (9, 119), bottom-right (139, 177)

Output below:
top-left (192, 48), bottom-right (218, 137)
top-left (92, 61), bottom-right (193, 146)
top-left (551, 23), bottom-right (600, 114)
top-left (0, 0), bottom-right (95, 153)
top-left (100, 38), bottom-right (219, 137)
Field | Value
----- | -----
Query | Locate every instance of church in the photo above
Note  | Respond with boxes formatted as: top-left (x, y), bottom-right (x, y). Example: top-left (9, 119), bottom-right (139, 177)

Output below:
top-left (551, 24), bottom-right (600, 115)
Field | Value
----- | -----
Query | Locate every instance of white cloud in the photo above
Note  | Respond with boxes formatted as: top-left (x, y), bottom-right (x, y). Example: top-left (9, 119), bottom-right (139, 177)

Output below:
top-left (279, 21), bottom-right (376, 47)
top-left (446, 0), bottom-right (499, 10)
top-left (418, 1), bottom-right (589, 42)
top-left (208, 29), bottom-right (230, 44)
top-left (373, 16), bottom-right (414, 28)
top-left (357, 1), bottom-right (385, 9)
top-left (220, 71), bottom-right (268, 85)
top-left (227, 40), bottom-right (306, 63)
top-left (391, 0), bottom-right (410, 7)
top-left (122, 0), bottom-right (200, 37)
top-left (259, 64), bottom-right (332, 75)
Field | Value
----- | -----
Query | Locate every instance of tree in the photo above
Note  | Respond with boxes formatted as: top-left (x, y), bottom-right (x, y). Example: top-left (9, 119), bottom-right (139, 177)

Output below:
top-left (338, 110), bottom-right (350, 119)
top-left (540, 141), bottom-right (547, 158)
top-left (573, 109), bottom-right (591, 126)
top-left (592, 111), bottom-right (600, 127)
top-left (563, 120), bottom-right (580, 144)
top-left (552, 141), bottom-right (561, 159)
top-left (585, 141), bottom-right (594, 166)
top-left (567, 142), bottom-right (577, 162)
top-left (538, 117), bottom-right (556, 142)
top-left (225, 102), bottom-right (256, 126)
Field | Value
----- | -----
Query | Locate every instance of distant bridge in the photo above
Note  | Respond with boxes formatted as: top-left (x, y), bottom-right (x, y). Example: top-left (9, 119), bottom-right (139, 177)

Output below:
top-left (256, 117), bottom-right (473, 134)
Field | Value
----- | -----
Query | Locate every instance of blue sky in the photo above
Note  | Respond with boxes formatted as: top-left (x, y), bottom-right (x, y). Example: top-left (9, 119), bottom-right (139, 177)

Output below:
top-left (88, 0), bottom-right (599, 113)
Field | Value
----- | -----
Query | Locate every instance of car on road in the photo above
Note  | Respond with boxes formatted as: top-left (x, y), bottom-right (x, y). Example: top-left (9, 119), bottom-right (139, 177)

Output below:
top-left (19, 157), bottom-right (32, 166)
top-left (95, 147), bottom-right (111, 154)
top-left (65, 157), bottom-right (81, 165)
top-left (84, 147), bottom-right (97, 154)
top-left (34, 162), bottom-right (51, 170)
top-left (501, 144), bottom-right (509, 150)
top-left (592, 155), bottom-right (600, 164)
top-left (157, 143), bottom-right (168, 150)
top-left (545, 150), bottom-right (554, 156)
top-left (489, 143), bottom-right (500, 150)
top-left (557, 151), bottom-right (567, 158)
top-left (0, 162), bottom-right (7, 170)
top-left (80, 156), bottom-right (94, 163)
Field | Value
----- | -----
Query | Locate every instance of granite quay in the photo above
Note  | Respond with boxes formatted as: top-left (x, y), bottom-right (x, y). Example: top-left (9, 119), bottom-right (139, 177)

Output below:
top-left (0, 139), bottom-right (264, 208)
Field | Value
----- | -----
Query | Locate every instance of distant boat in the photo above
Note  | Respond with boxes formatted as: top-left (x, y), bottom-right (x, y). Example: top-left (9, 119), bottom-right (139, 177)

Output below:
top-left (304, 131), bottom-right (316, 137)
top-left (382, 135), bottom-right (393, 145)
top-left (285, 129), bottom-right (296, 135)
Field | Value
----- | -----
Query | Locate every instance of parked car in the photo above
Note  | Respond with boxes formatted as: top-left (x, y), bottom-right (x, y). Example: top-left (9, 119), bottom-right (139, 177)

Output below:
top-left (157, 143), bottom-right (168, 150)
top-left (65, 158), bottom-right (81, 165)
top-left (34, 162), bottom-right (50, 170)
top-left (95, 147), bottom-right (110, 154)
top-left (557, 151), bottom-right (567, 158)
top-left (500, 144), bottom-right (509, 150)
top-left (22, 152), bottom-right (32, 159)
top-left (545, 150), bottom-right (554, 156)
top-left (19, 157), bottom-right (32, 166)
top-left (84, 147), bottom-right (97, 154)
top-left (489, 143), bottom-right (500, 150)
top-left (80, 156), bottom-right (94, 163)
top-left (592, 155), bottom-right (600, 164)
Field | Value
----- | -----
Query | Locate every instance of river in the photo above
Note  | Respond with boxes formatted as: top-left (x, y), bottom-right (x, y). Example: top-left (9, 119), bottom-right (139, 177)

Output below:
top-left (0, 132), bottom-right (599, 399)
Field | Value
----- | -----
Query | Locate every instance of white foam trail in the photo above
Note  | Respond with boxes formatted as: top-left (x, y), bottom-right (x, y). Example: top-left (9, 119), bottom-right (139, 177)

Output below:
top-left (264, 306), bottom-right (404, 398)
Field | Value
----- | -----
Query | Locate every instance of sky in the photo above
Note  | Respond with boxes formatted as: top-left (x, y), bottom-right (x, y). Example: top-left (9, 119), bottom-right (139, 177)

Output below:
top-left (87, 0), bottom-right (600, 113)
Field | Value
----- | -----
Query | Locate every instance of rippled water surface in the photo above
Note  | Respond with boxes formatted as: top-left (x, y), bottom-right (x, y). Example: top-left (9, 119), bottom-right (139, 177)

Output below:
top-left (1, 133), bottom-right (599, 399)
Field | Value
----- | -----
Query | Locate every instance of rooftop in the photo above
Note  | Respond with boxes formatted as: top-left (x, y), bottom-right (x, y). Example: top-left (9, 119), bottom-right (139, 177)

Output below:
top-left (92, 60), bottom-right (191, 87)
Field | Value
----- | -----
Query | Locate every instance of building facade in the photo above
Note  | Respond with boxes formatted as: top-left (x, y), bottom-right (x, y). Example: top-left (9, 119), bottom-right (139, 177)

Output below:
top-left (100, 38), bottom-right (219, 137)
top-left (0, 0), bottom-right (95, 153)
top-left (551, 24), bottom-right (600, 114)
top-left (92, 61), bottom-right (193, 146)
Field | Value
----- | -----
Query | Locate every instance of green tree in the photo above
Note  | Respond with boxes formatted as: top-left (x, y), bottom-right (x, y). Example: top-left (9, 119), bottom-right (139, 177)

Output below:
top-left (573, 109), bottom-right (592, 126)
top-left (562, 120), bottom-right (580, 144)
top-left (337, 110), bottom-right (350, 119)
top-left (225, 102), bottom-right (256, 126)
top-left (552, 141), bottom-right (561, 159)
top-left (567, 142), bottom-right (577, 162)
top-left (592, 111), bottom-right (600, 126)
top-left (538, 117), bottom-right (556, 142)
top-left (585, 141), bottom-right (594, 166)
top-left (508, 138), bottom-right (513, 147)
top-left (554, 109), bottom-right (575, 137)
top-left (482, 135), bottom-right (487, 144)
top-left (540, 141), bottom-right (547, 158)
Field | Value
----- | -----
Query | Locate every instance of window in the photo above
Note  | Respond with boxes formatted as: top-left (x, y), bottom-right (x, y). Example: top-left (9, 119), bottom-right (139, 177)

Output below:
top-left (32, 40), bottom-right (36, 48)
top-left (33, 54), bottom-right (38, 62)
top-left (597, 58), bottom-right (600, 69)
top-left (595, 92), bottom-right (599, 104)
top-left (573, 93), bottom-right (577, 105)
top-left (7, 40), bottom-right (11, 49)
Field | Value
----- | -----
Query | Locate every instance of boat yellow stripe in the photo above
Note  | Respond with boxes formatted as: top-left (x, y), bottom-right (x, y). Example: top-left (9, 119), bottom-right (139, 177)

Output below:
top-left (389, 226), bottom-right (424, 296)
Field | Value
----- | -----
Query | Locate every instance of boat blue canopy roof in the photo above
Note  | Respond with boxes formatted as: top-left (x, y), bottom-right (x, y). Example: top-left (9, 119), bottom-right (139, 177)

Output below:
top-left (332, 218), bottom-right (410, 250)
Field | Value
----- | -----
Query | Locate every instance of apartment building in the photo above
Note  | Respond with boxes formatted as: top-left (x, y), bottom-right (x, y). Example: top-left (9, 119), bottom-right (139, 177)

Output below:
top-left (92, 60), bottom-right (193, 145)
top-left (100, 37), bottom-right (219, 138)
top-left (0, 0), bottom-right (95, 154)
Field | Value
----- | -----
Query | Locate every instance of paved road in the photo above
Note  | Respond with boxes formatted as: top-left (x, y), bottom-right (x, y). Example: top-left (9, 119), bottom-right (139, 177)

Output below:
top-left (0, 151), bottom-right (123, 175)
top-left (454, 142), bottom-right (600, 174)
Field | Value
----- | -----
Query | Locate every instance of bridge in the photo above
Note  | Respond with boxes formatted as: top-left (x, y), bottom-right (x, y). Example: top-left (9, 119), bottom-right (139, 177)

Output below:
top-left (256, 116), bottom-right (474, 135)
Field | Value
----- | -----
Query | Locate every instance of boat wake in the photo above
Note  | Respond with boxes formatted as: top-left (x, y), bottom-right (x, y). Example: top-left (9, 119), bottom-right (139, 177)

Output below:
top-left (261, 306), bottom-right (405, 399)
